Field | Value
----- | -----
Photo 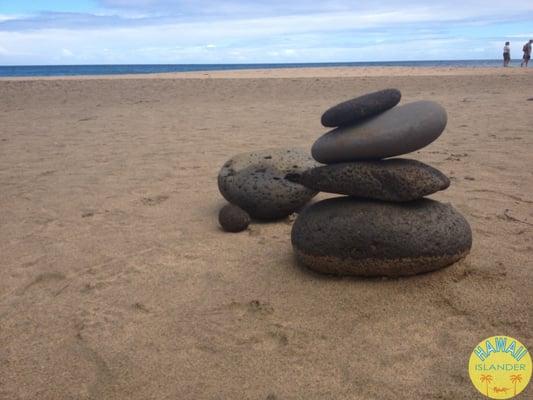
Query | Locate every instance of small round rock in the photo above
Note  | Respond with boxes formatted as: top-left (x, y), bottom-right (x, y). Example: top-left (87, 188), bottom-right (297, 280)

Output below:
top-left (321, 88), bottom-right (401, 127)
top-left (219, 204), bottom-right (250, 232)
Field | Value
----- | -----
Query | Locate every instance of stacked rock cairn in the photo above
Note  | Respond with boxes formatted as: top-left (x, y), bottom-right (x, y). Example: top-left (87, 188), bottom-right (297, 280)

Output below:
top-left (218, 89), bottom-right (472, 277)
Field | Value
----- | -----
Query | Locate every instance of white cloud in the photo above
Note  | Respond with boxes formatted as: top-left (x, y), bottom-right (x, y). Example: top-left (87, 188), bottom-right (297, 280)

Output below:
top-left (0, 14), bottom-right (21, 22)
top-left (1, 2), bottom-right (533, 64)
top-left (507, 33), bottom-right (533, 38)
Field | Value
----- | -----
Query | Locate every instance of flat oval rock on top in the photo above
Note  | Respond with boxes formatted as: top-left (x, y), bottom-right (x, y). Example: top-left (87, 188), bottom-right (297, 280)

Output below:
top-left (321, 88), bottom-right (401, 127)
top-left (218, 148), bottom-right (320, 220)
top-left (312, 101), bottom-right (447, 163)
top-left (291, 158), bottom-right (450, 202)
top-left (291, 197), bottom-right (472, 277)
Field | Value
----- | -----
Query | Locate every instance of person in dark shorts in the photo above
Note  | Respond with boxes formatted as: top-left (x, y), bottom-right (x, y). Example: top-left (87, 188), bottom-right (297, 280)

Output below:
top-left (521, 40), bottom-right (532, 67)
top-left (503, 42), bottom-right (511, 67)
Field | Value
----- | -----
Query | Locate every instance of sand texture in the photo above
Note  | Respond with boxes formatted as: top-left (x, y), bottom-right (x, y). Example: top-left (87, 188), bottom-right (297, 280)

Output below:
top-left (0, 68), bottom-right (532, 399)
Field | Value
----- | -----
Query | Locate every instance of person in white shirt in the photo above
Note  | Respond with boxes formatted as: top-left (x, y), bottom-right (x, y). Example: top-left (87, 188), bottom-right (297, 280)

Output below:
top-left (503, 42), bottom-right (511, 67)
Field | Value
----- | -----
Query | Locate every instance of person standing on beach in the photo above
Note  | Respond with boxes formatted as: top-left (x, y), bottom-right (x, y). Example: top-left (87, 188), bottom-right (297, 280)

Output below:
top-left (503, 42), bottom-right (511, 67)
top-left (521, 40), bottom-right (532, 67)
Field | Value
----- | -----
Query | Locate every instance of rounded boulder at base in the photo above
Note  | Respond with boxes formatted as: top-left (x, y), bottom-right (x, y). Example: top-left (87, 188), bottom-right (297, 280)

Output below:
top-left (291, 196), bottom-right (472, 277)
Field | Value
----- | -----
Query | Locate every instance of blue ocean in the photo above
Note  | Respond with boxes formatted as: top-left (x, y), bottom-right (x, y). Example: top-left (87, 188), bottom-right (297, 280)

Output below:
top-left (0, 60), bottom-right (503, 77)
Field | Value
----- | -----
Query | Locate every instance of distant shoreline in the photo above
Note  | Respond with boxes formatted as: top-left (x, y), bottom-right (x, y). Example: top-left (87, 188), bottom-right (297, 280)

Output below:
top-left (0, 59), bottom-right (513, 78)
top-left (0, 65), bottom-right (529, 81)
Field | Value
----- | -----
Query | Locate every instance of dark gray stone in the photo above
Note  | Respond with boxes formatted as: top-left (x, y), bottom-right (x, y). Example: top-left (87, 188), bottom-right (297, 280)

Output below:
top-left (291, 197), bottom-right (472, 277)
top-left (289, 158), bottom-right (450, 202)
top-left (312, 101), bottom-right (447, 163)
top-left (218, 148), bottom-right (320, 220)
top-left (321, 88), bottom-right (401, 127)
top-left (219, 204), bottom-right (250, 232)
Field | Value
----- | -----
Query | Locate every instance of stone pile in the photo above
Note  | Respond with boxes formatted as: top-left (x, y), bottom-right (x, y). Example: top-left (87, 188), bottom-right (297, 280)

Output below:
top-left (291, 89), bottom-right (472, 277)
top-left (216, 88), bottom-right (472, 277)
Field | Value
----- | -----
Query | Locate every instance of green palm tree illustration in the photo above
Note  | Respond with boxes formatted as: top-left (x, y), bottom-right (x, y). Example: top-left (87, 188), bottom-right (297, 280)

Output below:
top-left (480, 374), bottom-right (493, 397)
top-left (510, 374), bottom-right (522, 396)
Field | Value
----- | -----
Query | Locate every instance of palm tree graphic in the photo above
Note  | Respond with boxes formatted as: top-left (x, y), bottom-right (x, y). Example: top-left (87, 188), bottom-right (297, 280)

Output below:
top-left (480, 374), bottom-right (493, 396)
top-left (510, 374), bottom-right (522, 396)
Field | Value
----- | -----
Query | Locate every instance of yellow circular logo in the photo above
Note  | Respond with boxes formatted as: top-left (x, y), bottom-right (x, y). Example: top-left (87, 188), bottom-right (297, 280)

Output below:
top-left (469, 336), bottom-right (531, 398)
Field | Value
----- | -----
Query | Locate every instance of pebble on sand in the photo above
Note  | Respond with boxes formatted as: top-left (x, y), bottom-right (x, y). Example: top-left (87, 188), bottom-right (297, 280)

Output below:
top-left (219, 204), bottom-right (251, 232)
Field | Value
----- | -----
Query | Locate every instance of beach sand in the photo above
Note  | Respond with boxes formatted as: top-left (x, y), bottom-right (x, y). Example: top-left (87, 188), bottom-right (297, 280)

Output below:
top-left (0, 67), bottom-right (532, 399)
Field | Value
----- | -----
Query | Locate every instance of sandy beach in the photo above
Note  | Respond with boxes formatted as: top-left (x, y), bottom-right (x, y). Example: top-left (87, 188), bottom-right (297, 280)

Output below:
top-left (0, 67), bottom-right (532, 399)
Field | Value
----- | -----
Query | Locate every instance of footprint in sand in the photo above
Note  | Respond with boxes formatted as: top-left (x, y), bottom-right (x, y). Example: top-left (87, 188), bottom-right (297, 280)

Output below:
top-left (132, 302), bottom-right (150, 313)
top-left (78, 116), bottom-right (97, 122)
top-left (467, 189), bottom-right (533, 204)
top-left (19, 272), bottom-right (66, 295)
top-left (445, 152), bottom-right (468, 161)
top-left (74, 336), bottom-right (113, 399)
top-left (498, 209), bottom-right (533, 226)
top-left (81, 210), bottom-right (96, 218)
top-left (194, 300), bottom-right (293, 353)
top-left (141, 195), bottom-right (169, 206)
top-left (227, 299), bottom-right (274, 316)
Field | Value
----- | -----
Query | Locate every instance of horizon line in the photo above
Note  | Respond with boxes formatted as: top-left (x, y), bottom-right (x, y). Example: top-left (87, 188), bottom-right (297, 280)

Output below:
top-left (0, 59), bottom-right (503, 67)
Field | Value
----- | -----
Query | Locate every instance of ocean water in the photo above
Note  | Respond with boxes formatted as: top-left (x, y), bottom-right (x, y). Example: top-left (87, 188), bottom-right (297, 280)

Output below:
top-left (0, 60), bottom-right (504, 77)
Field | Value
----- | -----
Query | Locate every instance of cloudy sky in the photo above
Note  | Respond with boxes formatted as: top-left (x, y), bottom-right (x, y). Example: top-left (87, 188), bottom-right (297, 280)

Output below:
top-left (1, 0), bottom-right (532, 65)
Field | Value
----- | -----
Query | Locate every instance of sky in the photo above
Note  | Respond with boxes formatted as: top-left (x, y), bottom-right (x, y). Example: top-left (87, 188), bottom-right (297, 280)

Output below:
top-left (0, 0), bottom-right (532, 65)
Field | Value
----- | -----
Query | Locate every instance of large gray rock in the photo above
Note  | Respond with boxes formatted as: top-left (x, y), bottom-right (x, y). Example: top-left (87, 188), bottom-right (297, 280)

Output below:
top-left (218, 148), bottom-right (319, 219)
top-left (312, 101), bottom-right (447, 163)
top-left (321, 88), bottom-right (401, 127)
top-left (289, 158), bottom-right (450, 202)
top-left (291, 197), bottom-right (472, 277)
